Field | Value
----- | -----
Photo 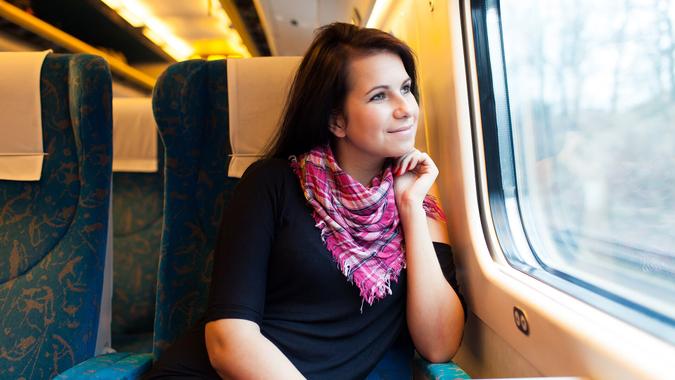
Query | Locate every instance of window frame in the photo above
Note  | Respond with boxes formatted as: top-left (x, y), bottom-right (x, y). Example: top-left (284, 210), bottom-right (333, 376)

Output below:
top-left (469, 0), bottom-right (675, 344)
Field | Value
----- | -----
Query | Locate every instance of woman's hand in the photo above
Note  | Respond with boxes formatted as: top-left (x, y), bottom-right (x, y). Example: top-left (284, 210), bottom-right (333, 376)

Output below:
top-left (393, 149), bottom-right (438, 207)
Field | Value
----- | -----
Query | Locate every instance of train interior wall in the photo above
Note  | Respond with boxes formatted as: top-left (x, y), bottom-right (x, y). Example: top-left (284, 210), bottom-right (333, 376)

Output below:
top-left (371, 2), bottom-right (674, 380)
top-left (373, 1), bottom-right (542, 378)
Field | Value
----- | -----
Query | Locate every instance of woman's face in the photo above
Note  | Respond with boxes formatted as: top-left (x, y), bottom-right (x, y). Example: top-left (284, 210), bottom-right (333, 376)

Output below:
top-left (331, 52), bottom-right (419, 162)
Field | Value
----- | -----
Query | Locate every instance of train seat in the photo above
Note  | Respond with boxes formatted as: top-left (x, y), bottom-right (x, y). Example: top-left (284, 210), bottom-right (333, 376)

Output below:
top-left (56, 57), bottom-right (232, 378)
top-left (148, 57), bottom-right (303, 359)
top-left (110, 97), bottom-right (163, 353)
top-left (150, 58), bottom-right (236, 356)
top-left (0, 52), bottom-right (114, 379)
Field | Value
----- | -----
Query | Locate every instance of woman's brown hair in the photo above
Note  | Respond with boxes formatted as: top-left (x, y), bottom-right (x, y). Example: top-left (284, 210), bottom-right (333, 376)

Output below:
top-left (265, 22), bottom-right (419, 159)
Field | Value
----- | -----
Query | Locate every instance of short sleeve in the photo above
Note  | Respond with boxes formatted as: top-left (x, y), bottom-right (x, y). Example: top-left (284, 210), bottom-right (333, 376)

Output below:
top-left (205, 159), bottom-right (288, 325)
top-left (432, 242), bottom-right (467, 317)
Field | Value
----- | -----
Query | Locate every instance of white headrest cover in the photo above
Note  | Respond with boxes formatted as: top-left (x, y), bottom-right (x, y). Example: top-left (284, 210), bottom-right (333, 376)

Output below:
top-left (227, 57), bottom-right (302, 178)
top-left (112, 97), bottom-right (158, 172)
top-left (0, 51), bottom-right (50, 181)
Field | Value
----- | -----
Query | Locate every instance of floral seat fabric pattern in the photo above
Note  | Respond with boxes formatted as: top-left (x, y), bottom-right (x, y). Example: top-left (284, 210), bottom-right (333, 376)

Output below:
top-left (0, 54), bottom-right (113, 379)
top-left (53, 352), bottom-right (153, 380)
top-left (152, 60), bottom-right (237, 356)
top-left (111, 151), bottom-right (163, 353)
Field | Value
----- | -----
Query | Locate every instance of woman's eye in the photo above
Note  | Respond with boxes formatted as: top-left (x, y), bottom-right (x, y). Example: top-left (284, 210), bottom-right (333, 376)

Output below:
top-left (370, 92), bottom-right (385, 101)
top-left (401, 84), bottom-right (411, 94)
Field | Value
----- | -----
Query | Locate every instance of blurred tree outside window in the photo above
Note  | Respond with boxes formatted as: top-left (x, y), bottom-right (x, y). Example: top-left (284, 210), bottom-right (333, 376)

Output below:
top-left (500, 0), bottom-right (675, 323)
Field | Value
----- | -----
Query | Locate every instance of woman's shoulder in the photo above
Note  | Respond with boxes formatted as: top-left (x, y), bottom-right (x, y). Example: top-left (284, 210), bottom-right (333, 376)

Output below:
top-left (244, 157), bottom-right (291, 174)
top-left (238, 157), bottom-right (296, 189)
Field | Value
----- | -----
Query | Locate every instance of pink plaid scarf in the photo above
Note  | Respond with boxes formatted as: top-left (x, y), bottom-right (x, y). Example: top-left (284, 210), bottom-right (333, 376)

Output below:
top-left (289, 145), bottom-right (445, 305)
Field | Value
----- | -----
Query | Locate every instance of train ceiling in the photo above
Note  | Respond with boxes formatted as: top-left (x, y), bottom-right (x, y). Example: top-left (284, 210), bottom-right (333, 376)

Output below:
top-left (0, 0), bottom-right (376, 63)
top-left (0, 0), bottom-right (377, 89)
top-left (1, 0), bottom-right (268, 62)
top-left (255, 0), bottom-right (375, 55)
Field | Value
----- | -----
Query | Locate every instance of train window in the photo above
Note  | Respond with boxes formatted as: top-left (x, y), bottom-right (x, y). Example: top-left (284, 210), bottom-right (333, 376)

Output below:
top-left (471, 0), bottom-right (674, 342)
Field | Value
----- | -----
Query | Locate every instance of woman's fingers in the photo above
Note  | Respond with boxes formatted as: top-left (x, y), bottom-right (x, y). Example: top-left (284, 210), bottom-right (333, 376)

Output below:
top-left (395, 150), bottom-right (416, 175)
top-left (395, 149), bottom-right (433, 175)
top-left (393, 150), bottom-right (439, 205)
top-left (407, 154), bottom-right (420, 172)
top-left (417, 152), bottom-right (437, 175)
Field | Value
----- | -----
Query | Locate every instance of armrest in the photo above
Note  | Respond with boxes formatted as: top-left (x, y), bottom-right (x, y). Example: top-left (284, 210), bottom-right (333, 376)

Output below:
top-left (55, 352), bottom-right (153, 379)
top-left (414, 356), bottom-right (471, 379)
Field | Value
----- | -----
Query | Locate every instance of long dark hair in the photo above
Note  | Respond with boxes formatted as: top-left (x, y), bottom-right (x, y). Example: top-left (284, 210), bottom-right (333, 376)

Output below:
top-left (264, 22), bottom-right (419, 159)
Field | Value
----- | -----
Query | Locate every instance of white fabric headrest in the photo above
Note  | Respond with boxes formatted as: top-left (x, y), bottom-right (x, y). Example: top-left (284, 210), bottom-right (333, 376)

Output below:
top-left (112, 97), bottom-right (158, 172)
top-left (227, 57), bottom-right (302, 178)
top-left (0, 51), bottom-right (51, 181)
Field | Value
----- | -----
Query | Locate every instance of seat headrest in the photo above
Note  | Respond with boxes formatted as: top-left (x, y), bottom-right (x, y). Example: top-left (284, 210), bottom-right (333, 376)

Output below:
top-left (227, 56), bottom-right (302, 177)
top-left (112, 97), bottom-right (158, 172)
top-left (0, 51), bottom-right (51, 181)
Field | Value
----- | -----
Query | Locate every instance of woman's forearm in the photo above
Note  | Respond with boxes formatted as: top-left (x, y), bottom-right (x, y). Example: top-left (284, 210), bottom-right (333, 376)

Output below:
top-left (205, 319), bottom-right (305, 379)
top-left (399, 200), bottom-right (464, 362)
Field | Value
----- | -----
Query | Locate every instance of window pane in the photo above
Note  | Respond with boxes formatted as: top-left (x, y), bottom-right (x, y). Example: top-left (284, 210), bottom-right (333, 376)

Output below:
top-left (500, 0), bottom-right (675, 323)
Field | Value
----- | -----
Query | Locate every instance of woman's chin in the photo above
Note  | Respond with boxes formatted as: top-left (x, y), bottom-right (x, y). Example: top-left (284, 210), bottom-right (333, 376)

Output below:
top-left (387, 143), bottom-right (416, 158)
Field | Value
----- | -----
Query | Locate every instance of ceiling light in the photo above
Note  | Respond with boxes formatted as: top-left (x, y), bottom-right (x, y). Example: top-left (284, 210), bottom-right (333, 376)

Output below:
top-left (100, 0), bottom-right (122, 10)
top-left (99, 0), bottom-right (194, 61)
top-left (99, 0), bottom-right (251, 60)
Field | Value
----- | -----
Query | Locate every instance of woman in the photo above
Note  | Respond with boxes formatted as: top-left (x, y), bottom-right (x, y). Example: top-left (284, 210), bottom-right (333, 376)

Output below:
top-left (146, 22), bottom-right (465, 379)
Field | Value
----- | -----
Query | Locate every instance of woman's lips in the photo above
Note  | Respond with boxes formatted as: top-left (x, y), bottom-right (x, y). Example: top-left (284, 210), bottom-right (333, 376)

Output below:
top-left (388, 125), bottom-right (413, 133)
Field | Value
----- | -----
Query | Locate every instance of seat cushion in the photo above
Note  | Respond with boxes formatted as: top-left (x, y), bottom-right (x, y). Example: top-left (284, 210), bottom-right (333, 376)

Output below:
top-left (54, 352), bottom-right (153, 379)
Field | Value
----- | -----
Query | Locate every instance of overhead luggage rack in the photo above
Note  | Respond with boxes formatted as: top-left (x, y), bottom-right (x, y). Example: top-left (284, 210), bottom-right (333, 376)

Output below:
top-left (0, 0), bottom-right (155, 92)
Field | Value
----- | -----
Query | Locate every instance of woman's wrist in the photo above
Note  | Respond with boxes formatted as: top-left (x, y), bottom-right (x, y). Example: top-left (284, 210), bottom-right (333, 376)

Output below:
top-left (397, 196), bottom-right (426, 221)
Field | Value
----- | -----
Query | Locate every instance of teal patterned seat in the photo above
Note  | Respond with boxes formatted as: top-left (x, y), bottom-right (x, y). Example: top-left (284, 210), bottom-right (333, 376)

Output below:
top-left (151, 59), bottom-right (235, 357)
top-left (112, 149), bottom-right (163, 353)
top-left (0, 54), bottom-right (113, 379)
top-left (53, 352), bottom-right (153, 380)
top-left (414, 356), bottom-right (471, 379)
top-left (57, 60), bottom-right (227, 379)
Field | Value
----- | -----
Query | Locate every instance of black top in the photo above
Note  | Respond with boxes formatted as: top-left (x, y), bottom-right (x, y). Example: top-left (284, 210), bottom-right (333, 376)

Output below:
top-left (146, 158), bottom-right (463, 380)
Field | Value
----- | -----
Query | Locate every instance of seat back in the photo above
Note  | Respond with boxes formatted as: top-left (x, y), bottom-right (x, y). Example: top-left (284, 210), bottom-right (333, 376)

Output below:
top-left (111, 98), bottom-right (163, 352)
top-left (0, 53), bottom-right (113, 379)
top-left (151, 57), bottom-right (300, 357)
top-left (151, 60), bottom-right (234, 356)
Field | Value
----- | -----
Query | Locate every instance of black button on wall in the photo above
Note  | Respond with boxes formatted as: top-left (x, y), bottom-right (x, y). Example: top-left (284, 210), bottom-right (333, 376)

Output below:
top-left (513, 306), bottom-right (530, 336)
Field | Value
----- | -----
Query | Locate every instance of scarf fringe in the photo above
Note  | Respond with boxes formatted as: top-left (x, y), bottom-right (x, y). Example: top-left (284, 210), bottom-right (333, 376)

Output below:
top-left (423, 194), bottom-right (447, 222)
top-left (319, 216), bottom-right (404, 306)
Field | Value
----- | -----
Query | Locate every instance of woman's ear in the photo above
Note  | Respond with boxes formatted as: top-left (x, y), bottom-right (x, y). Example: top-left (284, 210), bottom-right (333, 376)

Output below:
top-left (329, 114), bottom-right (347, 138)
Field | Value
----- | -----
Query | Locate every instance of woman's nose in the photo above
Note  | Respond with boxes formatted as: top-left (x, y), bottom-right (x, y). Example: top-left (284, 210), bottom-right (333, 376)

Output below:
top-left (394, 102), bottom-right (412, 119)
top-left (393, 97), bottom-right (412, 119)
